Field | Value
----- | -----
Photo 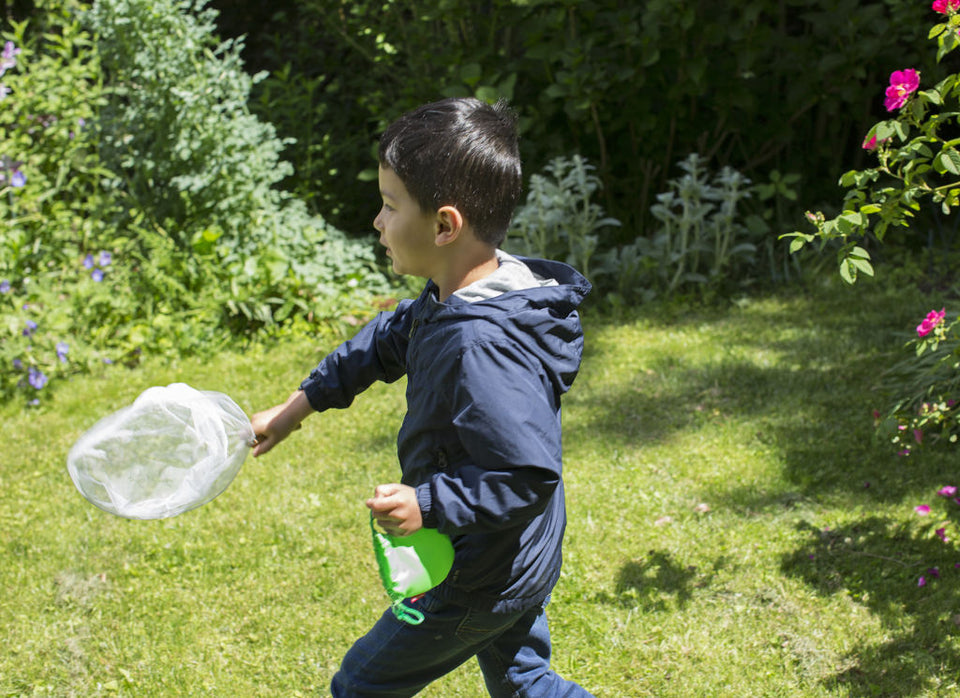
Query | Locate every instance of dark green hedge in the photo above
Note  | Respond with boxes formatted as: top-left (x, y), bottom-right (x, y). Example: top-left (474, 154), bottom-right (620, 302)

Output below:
top-left (208, 0), bottom-right (939, 244)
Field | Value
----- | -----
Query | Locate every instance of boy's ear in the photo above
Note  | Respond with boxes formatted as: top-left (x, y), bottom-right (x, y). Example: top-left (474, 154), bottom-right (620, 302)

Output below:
top-left (435, 205), bottom-right (464, 247)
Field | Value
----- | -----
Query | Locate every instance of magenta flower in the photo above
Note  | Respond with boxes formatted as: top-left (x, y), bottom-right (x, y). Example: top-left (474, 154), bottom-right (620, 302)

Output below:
top-left (937, 527), bottom-right (949, 542)
top-left (862, 134), bottom-right (889, 151)
top-left (918, 575), bottom-right (927, 587)
top-left (917, 307), bottom-right (946, 337)
top-left (916, 504), bottom-right (931, 516)
top-left (938, 486), bottom-right (958, 497)
top-left (933, 0), bottom-right (960, 14)
top-left (884, 69), bottom-right (921, 112)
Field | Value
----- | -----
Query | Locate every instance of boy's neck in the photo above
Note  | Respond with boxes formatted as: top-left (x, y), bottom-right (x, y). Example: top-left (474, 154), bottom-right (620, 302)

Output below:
top-left (433, 247), bottom-right (499, 302)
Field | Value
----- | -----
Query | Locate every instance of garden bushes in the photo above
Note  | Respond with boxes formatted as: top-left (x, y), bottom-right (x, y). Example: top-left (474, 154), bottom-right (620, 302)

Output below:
top-left (0, 0), bottom-right (392, 405)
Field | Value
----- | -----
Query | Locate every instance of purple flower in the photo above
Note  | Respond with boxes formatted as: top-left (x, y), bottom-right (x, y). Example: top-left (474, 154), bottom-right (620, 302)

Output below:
top-left (0, 41), bottom-right (18, 76)
top-left (10, 169), bottom-right (25, 188)
top-left (91, 269), bottom-right (104, 282)
top-left (99, 251), bottom-right (112, 266)
top-left (0, 84), bottom-right (9, 101)
top-left (0, 279), bottom-right (9, 293)
top-left (56, 341), bottom-right (69, 363)
top-left (82, 254), bottom-right (94, 269)
top-left (28, 366), bottom-right (47, 390)
top-left (919, 575), bottom-right (927, 587)
top-left (1, 41), bottom-right (19, 61)
top-left (22, 319), bottom-right (36, 337)
top-left (12, 357), bottom-right (22, 369)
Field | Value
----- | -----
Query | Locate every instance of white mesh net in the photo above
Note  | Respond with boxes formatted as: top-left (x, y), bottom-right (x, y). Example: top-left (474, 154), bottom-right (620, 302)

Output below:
top-left (66, 383), bottom-right (254, 519)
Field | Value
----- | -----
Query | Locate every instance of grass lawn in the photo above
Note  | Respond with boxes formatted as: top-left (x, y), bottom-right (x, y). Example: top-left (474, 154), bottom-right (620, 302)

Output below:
top-left (3, 276), bottom-right (960, 697)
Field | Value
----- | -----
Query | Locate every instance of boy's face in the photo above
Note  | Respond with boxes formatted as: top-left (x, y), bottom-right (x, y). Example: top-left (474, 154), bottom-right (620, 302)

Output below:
top-left (374, 166), bottom-right (440, 278)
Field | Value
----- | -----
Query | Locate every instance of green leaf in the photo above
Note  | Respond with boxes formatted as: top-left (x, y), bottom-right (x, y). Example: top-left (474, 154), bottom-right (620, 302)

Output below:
top-left (835, 212), bottom-right (863, 235)
top-left (875, 121), bottom-right (897, 141)
top-left (839, 259), bottom-right (856, 284)
top-left (937, 148), bottom-right (960, 174)
top-left (850, 256), bottom-right (874, 277)
top-left (930, 22), bottom-right (948, 39)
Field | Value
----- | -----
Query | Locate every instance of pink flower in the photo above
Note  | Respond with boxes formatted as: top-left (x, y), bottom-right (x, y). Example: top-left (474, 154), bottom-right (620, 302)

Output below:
top-left (916, 504), bottom-right (931, 516)
top-left (884, 69), bottom-right (921, 112)
top-left (917, 307), bottom-right (946, 337)
top-left (937, 527), bottom-right (950, 542)
top-left (933, 0), bottom-right (960, 14)
top-left (938, 486), bottom-right (958, 497)
top-left (862, 134), bottom-right (891, 151)
top-left (918, 575), bottom-right (927, 587)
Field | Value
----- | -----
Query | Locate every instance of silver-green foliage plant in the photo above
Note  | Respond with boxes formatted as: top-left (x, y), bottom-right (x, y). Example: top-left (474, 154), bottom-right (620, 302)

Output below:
top-left (506, 154), bottom-right (620, 281)
top-left (635, 153), bottom-right (756, 296)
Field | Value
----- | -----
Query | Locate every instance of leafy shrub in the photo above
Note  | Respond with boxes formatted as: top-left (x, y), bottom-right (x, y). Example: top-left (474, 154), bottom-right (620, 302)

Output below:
top-left (213, 0), bottom-right (933, 248)
top-left (88, 0), bottom-right (392, 333)
top-left (508, 153), bottom-right (760, 305)
top-left (505, 155), bottom-right (620, 282)
top-left (1, 0), bottom-right (394, 407)
top-left (0, 0), bottom-right (119, 404)
top-left (635, 154), bottom-right (756, 296)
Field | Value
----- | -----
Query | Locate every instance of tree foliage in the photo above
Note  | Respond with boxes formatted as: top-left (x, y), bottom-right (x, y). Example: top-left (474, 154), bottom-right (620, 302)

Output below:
top-left (211, 0), bottom-right (935, 246)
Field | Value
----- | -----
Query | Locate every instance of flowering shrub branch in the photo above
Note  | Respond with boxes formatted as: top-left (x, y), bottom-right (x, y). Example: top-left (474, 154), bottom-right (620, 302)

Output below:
top-left (785, 1), bottom-right (960, 284)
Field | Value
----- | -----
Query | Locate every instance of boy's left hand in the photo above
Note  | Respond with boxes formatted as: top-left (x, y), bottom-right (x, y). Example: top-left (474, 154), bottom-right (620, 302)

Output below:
top-left (367, 483), bottom-right (423, 536)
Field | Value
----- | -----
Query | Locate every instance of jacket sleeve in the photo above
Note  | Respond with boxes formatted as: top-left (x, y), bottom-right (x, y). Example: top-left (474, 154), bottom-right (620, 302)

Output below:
top-left (416, 339), bottom-right (563, 534)
top-left (299, 300), bottom-right (413, 412)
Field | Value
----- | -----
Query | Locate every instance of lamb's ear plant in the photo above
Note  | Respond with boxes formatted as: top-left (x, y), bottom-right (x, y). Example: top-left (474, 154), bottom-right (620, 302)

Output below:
top-left (506, 154), bottom-right (620, 281)
top-left (785, 1), bottom-right (960, 284)
top-left (603, 153), bottom-right (755, 302)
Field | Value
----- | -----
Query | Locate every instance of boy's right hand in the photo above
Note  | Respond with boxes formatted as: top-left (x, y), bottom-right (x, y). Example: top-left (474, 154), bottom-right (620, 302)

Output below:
top-left (249, 389), bottom-right (312, 457)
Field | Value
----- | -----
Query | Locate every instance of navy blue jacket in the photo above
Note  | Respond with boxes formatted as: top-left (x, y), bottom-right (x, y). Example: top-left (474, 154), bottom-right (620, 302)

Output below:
top-left (299, 257), bottom-right (591, 612)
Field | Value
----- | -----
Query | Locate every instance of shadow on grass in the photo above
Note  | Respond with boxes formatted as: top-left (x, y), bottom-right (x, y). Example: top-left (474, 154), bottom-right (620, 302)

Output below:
top-left (782, 517), bottom-right (960, 696)
top-left (574, 286), bottom-right (960, 692)
top-left (572, 286), bottom-right (955, 505)
top-left (594, 550), bottom-right (729, 612)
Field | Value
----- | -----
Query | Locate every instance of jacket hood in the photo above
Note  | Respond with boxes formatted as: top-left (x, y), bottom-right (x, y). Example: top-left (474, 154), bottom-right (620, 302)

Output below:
top-left (421, 255), bottom-right (591, 396)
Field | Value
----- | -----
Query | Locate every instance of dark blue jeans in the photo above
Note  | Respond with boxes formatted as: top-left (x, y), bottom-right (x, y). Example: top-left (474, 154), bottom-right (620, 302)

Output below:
top-left (330, 592), bottom-right (594, 697)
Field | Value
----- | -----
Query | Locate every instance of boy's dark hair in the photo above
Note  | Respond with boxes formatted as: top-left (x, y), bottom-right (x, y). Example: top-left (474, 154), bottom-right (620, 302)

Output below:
top-left (379, 97), bottom-right (522, 247)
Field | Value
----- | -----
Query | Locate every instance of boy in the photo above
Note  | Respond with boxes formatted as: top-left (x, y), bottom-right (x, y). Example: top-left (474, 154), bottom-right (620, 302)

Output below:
top-left (250, 97), bottom-right (594, 697)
